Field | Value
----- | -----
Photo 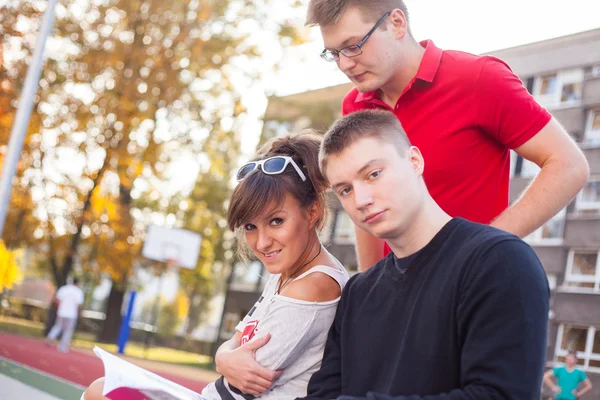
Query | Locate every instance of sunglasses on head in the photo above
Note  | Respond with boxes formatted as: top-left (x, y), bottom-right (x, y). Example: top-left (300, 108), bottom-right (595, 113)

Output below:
top-left (236, 156), bottom-right (307, 182)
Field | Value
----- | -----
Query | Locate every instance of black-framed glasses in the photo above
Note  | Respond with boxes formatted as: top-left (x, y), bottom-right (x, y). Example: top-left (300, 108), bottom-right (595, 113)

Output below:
top-left (236, 156), bottom-right (307, 182)
top-left (320, 11), bottom-right (391, 62)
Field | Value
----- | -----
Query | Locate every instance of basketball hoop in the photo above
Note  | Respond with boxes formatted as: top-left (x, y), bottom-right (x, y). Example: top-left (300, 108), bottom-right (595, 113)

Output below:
top-left (141, 225), bottom-right (202, 270)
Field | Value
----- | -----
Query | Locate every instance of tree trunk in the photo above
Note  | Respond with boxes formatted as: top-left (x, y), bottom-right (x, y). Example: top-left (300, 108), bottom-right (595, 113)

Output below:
top-left (43, 258), bottom-right (66, 336)
top-left (185, 285), bottom-right (199, 338)
top-left (97, 281), bottom-right (126, 343)
top-left (43, 303), bottom-right (57, 337)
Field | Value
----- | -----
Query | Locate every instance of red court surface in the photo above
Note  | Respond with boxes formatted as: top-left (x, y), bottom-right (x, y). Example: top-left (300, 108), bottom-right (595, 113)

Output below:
top-left (0, 332), bottom-right (209, 393)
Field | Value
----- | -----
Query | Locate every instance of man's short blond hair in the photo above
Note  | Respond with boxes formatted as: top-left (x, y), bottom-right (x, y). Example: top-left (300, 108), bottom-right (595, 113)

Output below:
top-left (306, 0), bottom-right (410, 27)
top-left (319, 110), bottom-right (411, 176)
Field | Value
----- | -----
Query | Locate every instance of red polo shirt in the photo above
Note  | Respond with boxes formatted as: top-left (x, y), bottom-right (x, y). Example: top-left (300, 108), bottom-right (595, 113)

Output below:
top-left (342, 40), bottom-right (551, 257)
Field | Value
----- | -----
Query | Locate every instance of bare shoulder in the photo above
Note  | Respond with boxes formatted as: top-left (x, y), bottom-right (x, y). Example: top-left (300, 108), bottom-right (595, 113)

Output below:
top-left (281, 270), bottom-right (342, 302)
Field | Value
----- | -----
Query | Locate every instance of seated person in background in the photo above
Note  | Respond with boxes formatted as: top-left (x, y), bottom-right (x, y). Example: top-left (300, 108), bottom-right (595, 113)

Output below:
top-left (299, 110), bottom-right (550, 400)
top-left (83, 132), bottom-right (349, 400)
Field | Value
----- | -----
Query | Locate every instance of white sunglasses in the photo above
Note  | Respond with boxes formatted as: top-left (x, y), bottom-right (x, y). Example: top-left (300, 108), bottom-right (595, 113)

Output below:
top-left (236, 156), bottom-right (307, 182)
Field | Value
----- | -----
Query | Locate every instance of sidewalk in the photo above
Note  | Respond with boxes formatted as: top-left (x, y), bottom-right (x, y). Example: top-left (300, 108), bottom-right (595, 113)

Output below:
top-left (0, 357), bottom-right (83, 400)
top-left (0, 374), bottom-right (62, 400)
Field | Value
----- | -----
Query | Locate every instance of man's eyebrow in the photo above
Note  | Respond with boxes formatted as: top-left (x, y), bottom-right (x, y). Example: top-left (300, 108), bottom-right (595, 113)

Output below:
top-left (340, 36), bottom-right (362, 47)
top-left (325, 36), bottom-right (362, 50)
top-left (330, 159), bottom-right (385, 190)
top-left (357, 159), bottom-right (384, 175)
top-left (331, 180), bottom-right (348, 191)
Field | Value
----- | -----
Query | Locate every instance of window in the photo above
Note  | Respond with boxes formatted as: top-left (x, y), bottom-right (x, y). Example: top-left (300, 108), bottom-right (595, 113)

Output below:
top-left (533, 68), bottom-right (583, 107)
top-left (333, 210), bottom-right (356, 244)
top-left (547, 273), bottom-right (557, 291)
top-left (584, 109), bottom-right (600, 145)
top-left (555, 324), bottom-right (600, 372)
top-left (593, 65), bottom-right (600, 77)
top-left (561, 82), bottom-right (582, 103)
top-left (576, 178), bottom-right (600, 211)
top-left (525, 208), bottom-right (565, 245)
top-left (538, 73), bottom-right (558, 96)
top-left (564, 249), bottom-right (600, 292)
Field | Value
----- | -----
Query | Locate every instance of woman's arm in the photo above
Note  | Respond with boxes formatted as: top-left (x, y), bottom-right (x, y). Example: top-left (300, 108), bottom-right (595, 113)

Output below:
top-left (215, 327), bottom-right (282, 396)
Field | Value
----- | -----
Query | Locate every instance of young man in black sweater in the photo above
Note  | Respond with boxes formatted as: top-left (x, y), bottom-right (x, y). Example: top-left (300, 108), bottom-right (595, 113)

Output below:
top-left (299, 110), bottom-right (551, 400)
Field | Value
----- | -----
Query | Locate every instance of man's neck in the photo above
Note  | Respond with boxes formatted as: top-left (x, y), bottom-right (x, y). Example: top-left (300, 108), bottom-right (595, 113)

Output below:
top-left (386, 200), bottom-right (452, 258)
top-left (379, 40), bottom-right (426, 109)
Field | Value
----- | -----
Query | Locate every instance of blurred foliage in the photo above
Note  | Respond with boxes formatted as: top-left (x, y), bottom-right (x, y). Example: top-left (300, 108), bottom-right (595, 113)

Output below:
top-left (0, 0), bottom-right (306, 341)
top-left (0, 240), bottom-right (22, 291)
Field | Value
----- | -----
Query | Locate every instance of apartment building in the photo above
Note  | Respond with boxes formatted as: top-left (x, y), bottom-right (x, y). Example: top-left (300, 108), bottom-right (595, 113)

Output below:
top-left (217, 29), bottom-right (600, 398)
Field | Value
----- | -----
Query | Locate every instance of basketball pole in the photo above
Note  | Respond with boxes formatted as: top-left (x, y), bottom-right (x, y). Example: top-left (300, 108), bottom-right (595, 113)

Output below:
top-left (144, 263), bottom-right (166, 357)
top-left (0, 0), bottom-right (58, 237)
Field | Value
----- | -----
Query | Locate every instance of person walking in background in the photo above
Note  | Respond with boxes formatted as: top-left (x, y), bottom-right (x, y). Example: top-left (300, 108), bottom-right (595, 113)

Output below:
top-left (45, 277), bottom-right (84, 353)
top-left (544, 351), bottom-right (593, 399)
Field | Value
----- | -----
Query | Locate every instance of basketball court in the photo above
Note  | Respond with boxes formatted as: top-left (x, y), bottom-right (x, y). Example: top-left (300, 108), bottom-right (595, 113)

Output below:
top-left (0, 332), bottom-right (211, 399)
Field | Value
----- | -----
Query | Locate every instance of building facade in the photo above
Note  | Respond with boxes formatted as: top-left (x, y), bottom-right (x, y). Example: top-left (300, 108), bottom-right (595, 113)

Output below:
top-left (219, 29), bottom-right (600, 398)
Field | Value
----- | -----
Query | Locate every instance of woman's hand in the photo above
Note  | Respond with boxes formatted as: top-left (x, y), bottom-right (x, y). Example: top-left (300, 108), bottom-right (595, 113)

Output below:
top-left (215, 333), bottom-right (282, 396)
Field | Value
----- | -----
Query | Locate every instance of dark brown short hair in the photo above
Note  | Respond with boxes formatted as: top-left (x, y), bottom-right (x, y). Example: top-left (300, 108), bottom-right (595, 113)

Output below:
top-left (319, 109), bottom-right (411, 175)
top-left (306, 0), bottom-right (409, 27)
top-left (227, 131), bottom-right (328, 234)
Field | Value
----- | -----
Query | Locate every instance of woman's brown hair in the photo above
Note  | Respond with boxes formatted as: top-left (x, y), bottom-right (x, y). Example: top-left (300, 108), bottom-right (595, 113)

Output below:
top-left (227, 131), bottom-right (329, 237)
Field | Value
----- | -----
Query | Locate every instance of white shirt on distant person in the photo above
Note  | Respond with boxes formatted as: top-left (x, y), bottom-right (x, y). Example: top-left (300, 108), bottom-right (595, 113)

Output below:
top-left (56, 284), bottom-right (84, 319)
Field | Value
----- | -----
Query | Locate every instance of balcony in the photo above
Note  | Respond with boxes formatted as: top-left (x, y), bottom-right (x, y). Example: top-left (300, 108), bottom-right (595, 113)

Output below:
top-left (552, 290), bottom-right (600, 326)
top-left (583, 77), bottom-right (600, 106)
top-left (563, 215), bottom-right (600, 247)
top-left (552, 107), bottom-right (586, 139)
top-left (582, 146), bottom-right (600, 174)
top-left (530, 246), bottom-right (568, 275)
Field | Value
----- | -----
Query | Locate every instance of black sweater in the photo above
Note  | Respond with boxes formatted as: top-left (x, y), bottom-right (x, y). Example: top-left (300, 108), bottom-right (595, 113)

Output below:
top-left (300, 218), bottom-right (550, 400)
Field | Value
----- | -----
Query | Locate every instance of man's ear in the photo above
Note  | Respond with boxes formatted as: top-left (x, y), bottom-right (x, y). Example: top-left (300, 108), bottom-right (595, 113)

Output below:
top-left (389, 9), bottom-right (409, 40)
top-left (408, 146), bottom-right (425, 176)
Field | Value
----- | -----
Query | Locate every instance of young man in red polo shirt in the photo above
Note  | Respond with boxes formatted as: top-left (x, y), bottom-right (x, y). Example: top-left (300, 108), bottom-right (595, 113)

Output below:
top-left (306, 0), bottom-right (590, 270)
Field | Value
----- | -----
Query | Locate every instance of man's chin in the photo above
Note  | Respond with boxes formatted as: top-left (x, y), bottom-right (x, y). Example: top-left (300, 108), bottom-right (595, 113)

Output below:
top-left (350, 76), bottom-right (380, 93)
top-left (362, 226), bottom-right (392, 241)
top-left (353, 82), bottom-right (379, 93)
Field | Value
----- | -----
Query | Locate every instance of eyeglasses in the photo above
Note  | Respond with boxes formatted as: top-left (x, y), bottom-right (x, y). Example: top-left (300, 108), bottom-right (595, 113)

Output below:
top-left (321, 11), bottom-right (391, 62)
top-left (236, 156), bottom-right (307, 182)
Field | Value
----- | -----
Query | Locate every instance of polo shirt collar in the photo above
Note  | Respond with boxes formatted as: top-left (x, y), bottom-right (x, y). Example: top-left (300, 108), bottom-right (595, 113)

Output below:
top-left (355, 40), bottom-right (443, 103)
top-left (416, 40), bottom-right (443, 83)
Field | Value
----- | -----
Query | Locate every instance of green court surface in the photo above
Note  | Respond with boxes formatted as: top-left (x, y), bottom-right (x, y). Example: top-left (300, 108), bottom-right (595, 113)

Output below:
top-left (0, 357), bottom-right (84, 400)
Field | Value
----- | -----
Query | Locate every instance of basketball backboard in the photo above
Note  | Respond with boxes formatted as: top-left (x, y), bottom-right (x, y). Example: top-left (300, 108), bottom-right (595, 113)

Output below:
top-left (141, 224), bottom-right (202, 270)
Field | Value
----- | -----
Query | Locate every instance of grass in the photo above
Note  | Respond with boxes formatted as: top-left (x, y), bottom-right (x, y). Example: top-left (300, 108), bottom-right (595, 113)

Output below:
top-left (0, 316), bottom-right (215, 370)
top-left (72, 336), bottom-right (214, 368)
top-left (0, 315), bottom-right (44, 337)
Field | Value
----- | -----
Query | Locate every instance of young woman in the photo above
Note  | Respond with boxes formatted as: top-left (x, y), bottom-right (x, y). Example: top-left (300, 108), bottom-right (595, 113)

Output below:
top-left (82, 132), bottom-right (349, 400)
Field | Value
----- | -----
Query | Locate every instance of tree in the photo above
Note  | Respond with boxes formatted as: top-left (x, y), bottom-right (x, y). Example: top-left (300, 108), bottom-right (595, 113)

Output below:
top-left (1, 0), bottom-right (306, 342)
top-left (178, 127), bottom-right (240, 338)
top-left (0, 3), bottom-right (46, 252)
